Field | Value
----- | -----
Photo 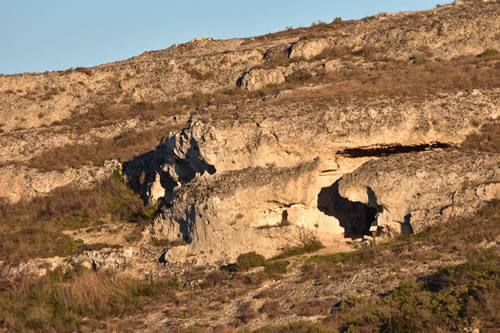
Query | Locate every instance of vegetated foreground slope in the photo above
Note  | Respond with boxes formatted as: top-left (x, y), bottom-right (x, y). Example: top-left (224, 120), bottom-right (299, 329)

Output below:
top-left (0, 0), bottom-right (499, 332)
top-left (1, 200), bottom-right (498, 331)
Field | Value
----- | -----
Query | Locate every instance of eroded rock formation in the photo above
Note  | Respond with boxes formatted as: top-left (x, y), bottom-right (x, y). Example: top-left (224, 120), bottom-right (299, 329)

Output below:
top-left (124, 89), bottom-right (499, 264)
top-left (338, 150), bottom-right (500, 236)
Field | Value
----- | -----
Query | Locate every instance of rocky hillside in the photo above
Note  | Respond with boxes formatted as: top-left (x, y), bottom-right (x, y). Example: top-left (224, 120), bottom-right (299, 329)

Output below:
top-left (0, 0), bottom-right (499, 332)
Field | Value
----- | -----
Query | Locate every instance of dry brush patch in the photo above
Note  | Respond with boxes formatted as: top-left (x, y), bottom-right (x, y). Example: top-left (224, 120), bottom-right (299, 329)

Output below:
top-left (0, 267), bottom-right (179, 332)
top-left (28, 127), bottom-right (170, 172)
top-left (29, 89), bottom-right (252, 172)
top-left (3, 200), bottom-right (496, 332)
top-left (256, 201), bottom-right (500, 332)
top-left (182, 64), bottom-right (215, 81)
top-left (56, 87), bottom-right (249, 132)
top-left (54, 48), bottom-right (499, 137)
top-left (461, 121), bottom-right (500, 153)
top-left (21, 54), bottom-right (500, 173)
top-left (300, 200), bottom-right (500, 282)
top-left (272, 232), bottom-right (325, 260)
top-left (251, 16), bottom-right (349, 42)
top-left (317, 248), bottom-right (500, 332)
top-left (0, 171), bottom-right (154, 263)
top-left (272, 55), bottom-right (500, 105)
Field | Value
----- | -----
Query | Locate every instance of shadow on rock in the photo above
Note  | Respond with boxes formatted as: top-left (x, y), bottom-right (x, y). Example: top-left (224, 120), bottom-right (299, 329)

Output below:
top-left (317, 180), bottom-right (376, 239)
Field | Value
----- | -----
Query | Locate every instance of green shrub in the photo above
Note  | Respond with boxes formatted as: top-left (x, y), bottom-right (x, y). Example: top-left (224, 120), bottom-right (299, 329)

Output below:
top-left (141, 200), bottom-right (162, 220)
top-left (236, 252), bottom-right (266, 270)
top-left (412, 55), bottom-right (429, 64)
top-left (256, 321), bottom-right (337, 333)
top-left (381, 314), bottom-right (425, 333)
top-left (480, 48), bottom-right (499, 57)
top-left (268, 249), bottom-right (499, 332)
top-left (201, 270), bottom-right (231, 289)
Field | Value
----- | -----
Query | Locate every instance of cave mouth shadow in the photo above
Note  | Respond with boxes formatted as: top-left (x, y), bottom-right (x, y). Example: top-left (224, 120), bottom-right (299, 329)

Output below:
top-left (318, 180), bottom-right (377, 239)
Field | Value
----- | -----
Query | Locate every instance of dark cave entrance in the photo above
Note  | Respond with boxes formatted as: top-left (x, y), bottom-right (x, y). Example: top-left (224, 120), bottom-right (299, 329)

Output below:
top-left (337, 143), bottom-right (451, 158)
top-left (318, 180), bottom-right (377, 239)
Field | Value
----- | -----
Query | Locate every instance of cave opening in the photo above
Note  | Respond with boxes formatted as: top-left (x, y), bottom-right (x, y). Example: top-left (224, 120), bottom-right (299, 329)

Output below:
top-left (338, 142), bottom-right (451, 158)
top-left (317, 180), bottom-right (377, 239)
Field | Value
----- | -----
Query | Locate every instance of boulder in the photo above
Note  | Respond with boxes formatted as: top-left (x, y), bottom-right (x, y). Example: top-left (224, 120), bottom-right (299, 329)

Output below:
top-left (238, 68), bottom-right (286, 91)
top-left (289, 38), bottom-right (331, 60)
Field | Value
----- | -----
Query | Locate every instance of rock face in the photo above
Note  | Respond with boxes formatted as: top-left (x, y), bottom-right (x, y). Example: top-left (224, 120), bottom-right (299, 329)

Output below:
top-left (124, 89), bottom-right (500, 264)
top-left (238, 68), bottom-right (287, 91)
top-left (151, 161), bottom-right (323, 264)
top-left (337, 150), bottom-right (500, 236)
top-left (289, 39), bottom-right (330, 60)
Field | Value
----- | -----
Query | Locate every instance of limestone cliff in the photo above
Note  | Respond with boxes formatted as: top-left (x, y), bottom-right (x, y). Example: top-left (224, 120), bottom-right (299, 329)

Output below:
top-left (127, 89), bottom-right (499, 263)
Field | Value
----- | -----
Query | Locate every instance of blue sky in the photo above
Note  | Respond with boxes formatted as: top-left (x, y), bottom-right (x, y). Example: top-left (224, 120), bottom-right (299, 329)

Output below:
top-left (0, 0), bottom-right (444, 75)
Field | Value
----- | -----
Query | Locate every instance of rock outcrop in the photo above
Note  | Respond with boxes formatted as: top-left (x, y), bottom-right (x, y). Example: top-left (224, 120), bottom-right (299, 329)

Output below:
top-left (124, 89), bottom-right (499, 264)
top-left (289, 38), bottom-right (330, 60)
top-left (151, 160), bottom-right (326, 264)
top-left (338, 150), bottom-right (500, 235)
top-left (238, 68), bottom-right (287, 91)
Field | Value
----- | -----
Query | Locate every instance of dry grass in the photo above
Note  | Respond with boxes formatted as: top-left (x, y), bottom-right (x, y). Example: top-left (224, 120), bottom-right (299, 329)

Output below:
top-left (0, 171), bottom-right (151, 263)
top-left (28, 85), bottom-right (260, 172)
top-left (29, 127), bottom-right (170, 172)
top-left (53, 101), bottom-right (178, 131)
top-left (256, 321), bottom-right (336, 333)
top-left (182, 65), bottom-right (215, 81)
top-left (32, 88), bottom-right (254, 172)
top-left (57, 87), bottom-right (249, 131)
top-left (273, 232), bottom-right (325, 260)
top-left (251, 17), bottom-right (349, 42)
top-left (24, 54), bottom-right (499, 173)
top-left (257, 201), bottom-right (500, 333)
top-left (26, 87), bottom-right (257, 172)
top-left (259, 300), bottom-right (283, 319)
top-left (273, 56), bottom-right (500, 105)
top-left (236, 301), bottom-right (258, 324)
top-left (461, 121), bottom-right (500, 153)
top-left (285, 69), bottom-right (313, 83)
top-left (3, 201), bottom-right (495, 331)
top-left (0, 268), bottom-right (178, 332)
top-left (74, 67), bottom-right (93, 76)
top-left (301, 200), bottom-right (500, 282)
top-left (290, 299), bottom-right (331, 317)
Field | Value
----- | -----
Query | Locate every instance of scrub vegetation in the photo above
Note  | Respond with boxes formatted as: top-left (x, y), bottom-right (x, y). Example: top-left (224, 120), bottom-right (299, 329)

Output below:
top-left (0, 170), bottom-right (153, 264)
